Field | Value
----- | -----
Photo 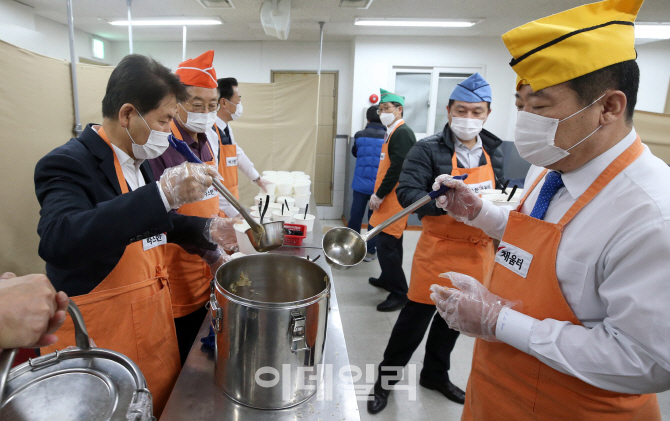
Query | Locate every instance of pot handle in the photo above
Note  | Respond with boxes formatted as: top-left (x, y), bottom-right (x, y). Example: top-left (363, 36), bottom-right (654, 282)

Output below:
top-left (210, 294), bottom-right (223, 334)
top-left (0, 301), bottom-right (89, 408)
top-left (289, 310), bottom-right (310, 353)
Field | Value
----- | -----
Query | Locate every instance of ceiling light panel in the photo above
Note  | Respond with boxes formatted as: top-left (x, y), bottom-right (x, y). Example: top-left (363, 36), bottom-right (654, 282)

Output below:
top-left (635, 23), bottom-right (670, 39)
top-left (354, 18), bottom-right (480, 28)
top-left (108, 18), bottom-right (223, 26)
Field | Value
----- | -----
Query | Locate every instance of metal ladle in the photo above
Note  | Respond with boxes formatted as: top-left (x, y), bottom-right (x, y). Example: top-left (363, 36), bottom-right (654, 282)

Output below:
top-left (168, 135), bottom-right (283, 252)
top-left (322, 175), bottom-right (468, 270)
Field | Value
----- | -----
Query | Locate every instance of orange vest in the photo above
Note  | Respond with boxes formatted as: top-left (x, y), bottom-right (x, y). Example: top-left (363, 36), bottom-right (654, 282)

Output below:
top-left (463, 137), bottom-right (661, 421)
top-left (42, 127), bottom-right (180, 417)
top-left (368, 121), bottom-right (408, 238)
top-left (408, 150), bottom-right (495, 303)
top-left (214, 124), bottom-right (240, 216)
top-left (165, 121), bottom-right (221, 318)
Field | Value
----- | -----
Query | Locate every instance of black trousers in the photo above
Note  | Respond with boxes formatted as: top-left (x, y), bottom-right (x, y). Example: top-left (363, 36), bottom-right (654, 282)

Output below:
top-left (376, 232), bottom-right (408, 298)
top-left (379, 300), bottom-right (460, 384)
top-left (174, 305), bottom-right (208, 366)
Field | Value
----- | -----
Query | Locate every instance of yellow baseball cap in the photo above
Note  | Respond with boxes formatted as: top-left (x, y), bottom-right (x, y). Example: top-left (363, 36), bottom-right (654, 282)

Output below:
top-left (502, 0), bottom-right (643, 92)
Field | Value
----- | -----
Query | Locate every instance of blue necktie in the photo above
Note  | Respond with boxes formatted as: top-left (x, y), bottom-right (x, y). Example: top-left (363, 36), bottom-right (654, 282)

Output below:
top-left (530, 171), bottom-right (564, 220)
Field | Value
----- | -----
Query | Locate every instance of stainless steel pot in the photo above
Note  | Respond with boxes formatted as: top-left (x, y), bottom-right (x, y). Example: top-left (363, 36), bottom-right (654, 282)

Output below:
top-left (210, 254), bottom-right (330, 409)
top-left (0, 302), bottom-right (154, 421)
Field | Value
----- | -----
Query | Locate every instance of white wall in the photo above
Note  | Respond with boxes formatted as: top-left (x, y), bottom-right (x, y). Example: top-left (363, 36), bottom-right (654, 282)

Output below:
top-left (635, 40), bottom-right (670, 114)
top-left (0, 0), bottom-right (111, 64)
top-left (109, 40), bottom-right (354, 136)
top-left (350, 36), bottom-right (519, 141)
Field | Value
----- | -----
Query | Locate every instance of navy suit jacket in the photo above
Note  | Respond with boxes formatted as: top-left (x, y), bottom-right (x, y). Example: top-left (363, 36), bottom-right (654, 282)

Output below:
top-left (34, 124), bottom-right (216, 297)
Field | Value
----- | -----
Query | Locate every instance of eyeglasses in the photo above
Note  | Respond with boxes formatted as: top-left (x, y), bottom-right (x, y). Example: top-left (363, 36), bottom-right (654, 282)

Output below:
top-left (377, 106), bottom-right (397, 115)
top-left (184, 101), bottom-right (220, 113)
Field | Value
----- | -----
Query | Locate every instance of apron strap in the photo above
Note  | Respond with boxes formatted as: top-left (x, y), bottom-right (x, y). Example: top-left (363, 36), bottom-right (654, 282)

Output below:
top-left (98, 127), bottom-right (130, 195)
top-left (518, 168), bottom-right (548, 208)
top-left (558, 137), bottom-right (643, 227)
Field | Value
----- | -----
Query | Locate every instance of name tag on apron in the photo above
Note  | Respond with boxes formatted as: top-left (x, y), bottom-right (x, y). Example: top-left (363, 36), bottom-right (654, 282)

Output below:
top-left (467, 180), bottom-right (493, 195)
top-left (380, 152), bottom-right (385, 161)
top-left (143, 233), bottom-right (167, 251)
top-left (226, 157), bottom-right (238, 167)
top-left (203, 185), bottom-right (218, 200)
top-left (495, 241), bottom-right (533, 278)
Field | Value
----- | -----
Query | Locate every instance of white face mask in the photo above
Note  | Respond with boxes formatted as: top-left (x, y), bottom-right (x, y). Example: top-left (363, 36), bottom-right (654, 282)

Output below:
top-left (513, 93), bottom-right (606, 167)
top-left (225, 99), bottom-right (243, 121)
top-left (125, 111), bottom-right (170, 160)
top-left (380, 111), bottom-right (397, 127)
top-left (450, 117), bottom-right (485, 141)
top-left (178, 103), bottom-right (217, 133)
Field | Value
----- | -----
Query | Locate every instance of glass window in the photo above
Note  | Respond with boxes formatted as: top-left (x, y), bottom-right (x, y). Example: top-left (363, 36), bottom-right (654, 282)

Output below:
top-left (434, 73), bottom-right (471, 133)
top-left (394, 72), bottom-right (431, 133)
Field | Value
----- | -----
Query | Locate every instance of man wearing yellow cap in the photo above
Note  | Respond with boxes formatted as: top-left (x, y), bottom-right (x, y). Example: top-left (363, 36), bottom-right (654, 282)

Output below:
top-left (150, 50), bottom-right (231, 365)
top-left (430, 0), bottom-right (669, 419)
top-left (368, 89), bottom-right (416, 312)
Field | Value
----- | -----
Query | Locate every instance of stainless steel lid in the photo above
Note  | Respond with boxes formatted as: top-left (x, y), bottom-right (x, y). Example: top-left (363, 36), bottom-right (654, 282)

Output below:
top-left (0, 302), bottom-right (154, 421)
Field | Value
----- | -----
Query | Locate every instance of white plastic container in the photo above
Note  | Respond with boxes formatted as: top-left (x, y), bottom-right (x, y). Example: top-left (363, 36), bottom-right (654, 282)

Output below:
top-left (268, 202), bottom-right (283, 211)
top-left (293, 180), bottom-right (311, 196)
top-left (276, 180), bottom-right (293, 196)
top-left (481, 188), bottom-right (523, 199)
top-left (293, 214), bottom-right (315, 232)
top-left (482, 194), bottom-right (519, 208)
top-left (276, 196), bottom-right (296, 208)
top-left (272, 209), bottom-right (294, 223)
top-left (293, 194), bottom-right (311, 209)
top-left (290, 171), bottom-right (305, 177)
top-left (276, 171), bottom-right (291, 177)
top-left (262, 170), bottom-right (276, 176)
top-left (260, 182), bottom-right (277, 195)
top-left (234, 222), bottom-right (265, 255)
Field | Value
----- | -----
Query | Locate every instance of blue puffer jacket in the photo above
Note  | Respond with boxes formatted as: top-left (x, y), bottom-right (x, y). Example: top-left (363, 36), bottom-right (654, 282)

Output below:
top-left (351, 122), bottom-right (386, 194)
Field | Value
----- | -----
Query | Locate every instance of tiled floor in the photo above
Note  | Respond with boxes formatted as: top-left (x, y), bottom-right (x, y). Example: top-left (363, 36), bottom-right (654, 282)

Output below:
top-left (321, 219), bottom-right (670, 421)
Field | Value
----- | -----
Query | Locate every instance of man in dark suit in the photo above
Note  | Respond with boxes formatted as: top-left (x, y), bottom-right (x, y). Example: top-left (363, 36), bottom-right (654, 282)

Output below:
top-left (33, 54), bottom-right (237, 415)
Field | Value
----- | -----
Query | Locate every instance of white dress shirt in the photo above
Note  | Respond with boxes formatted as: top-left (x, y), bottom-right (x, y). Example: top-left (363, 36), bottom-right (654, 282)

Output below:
top-left (472, 128), bottom-right (670, 394)
top-left (385, 119), bottom-right (403, 141)
top-left (453, 134), bottom-right (483, 169)
top-left (93, 126), bottom-right (170, 211)
top-left (208, 117), bottom-right (261, 217)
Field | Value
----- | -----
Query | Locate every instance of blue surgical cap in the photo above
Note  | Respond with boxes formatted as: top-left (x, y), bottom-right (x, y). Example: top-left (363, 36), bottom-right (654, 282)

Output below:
top-left (449, 72), bottom-right (492, 103)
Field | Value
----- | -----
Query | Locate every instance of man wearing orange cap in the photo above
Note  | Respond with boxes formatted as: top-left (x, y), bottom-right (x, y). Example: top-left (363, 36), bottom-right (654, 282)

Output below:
top-left (430, 0), bottom-right (669, 419)
top-left (149, 50), bottom-right (231, 365)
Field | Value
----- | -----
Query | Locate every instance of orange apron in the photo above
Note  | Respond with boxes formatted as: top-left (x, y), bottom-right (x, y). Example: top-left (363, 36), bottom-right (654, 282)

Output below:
top-left (463, 136), bottom-right (661, 421)
top-left (214, 124), bottom-right (240, 201)
top-left (166, 121), bottom-right (221, 318)
top-left (369, 121), bottom-right (408, 239)
top-left (42, 127), bottom-right (180, 417)
top-left (408, 150), bottom-right (496, 304)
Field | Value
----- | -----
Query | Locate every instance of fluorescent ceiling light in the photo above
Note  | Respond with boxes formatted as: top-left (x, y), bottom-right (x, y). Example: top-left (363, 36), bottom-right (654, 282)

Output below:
top-left (354, 18), bottom-right (478, 28)
top-left (109, 18), bottom-right (222, 26)
top-left (635, 24), bottom-right (670, 39)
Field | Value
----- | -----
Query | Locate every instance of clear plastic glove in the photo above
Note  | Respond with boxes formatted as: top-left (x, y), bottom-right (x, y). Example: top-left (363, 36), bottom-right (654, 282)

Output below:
top-left (159, 162), bottom-right (221, 209)
top-left (206, 215), bottom-right (244, 251)
top-left (254, 177), bottom-right (272, 194)
top-left (429, 272), bottom-right (520, 342)
top-left (432, 175), bottom-right (483, 222)
top-left (369, 194), bottom-right (384, 211)
top-left (0, 272), bottom-right (69, 348)
top-left (202, 247), bottom-right (231, 275)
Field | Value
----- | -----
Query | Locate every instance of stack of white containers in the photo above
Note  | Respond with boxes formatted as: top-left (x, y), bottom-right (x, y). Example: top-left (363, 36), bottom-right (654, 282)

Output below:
top-left (251, 170), bottom-right (314, 228)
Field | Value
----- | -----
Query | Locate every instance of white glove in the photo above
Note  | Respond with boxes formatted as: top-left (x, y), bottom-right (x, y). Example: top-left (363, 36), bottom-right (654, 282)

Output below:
top-left (254, 177), bottom-right (272, 194)
top-left (429, 272), bottom-right (520, 342)
top-left (159, 162), bottom-right (221, 209)
top-left (369, 194), bottom-right (384, 211)
top-left (206, 215), bottom-right (244, 251)
top-left (202, 247), bottom-right (232, 275)
top-left (432, 175), bottom-right (483, 222)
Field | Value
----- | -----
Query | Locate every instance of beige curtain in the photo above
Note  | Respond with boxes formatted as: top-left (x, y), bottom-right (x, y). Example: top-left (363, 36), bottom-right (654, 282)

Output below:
top-left (233, 76), bottom-right (319, 206)
top-left (634, 110), bottom-right (670, 164)
top-left (0, 38), bottom-right (319, 274)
